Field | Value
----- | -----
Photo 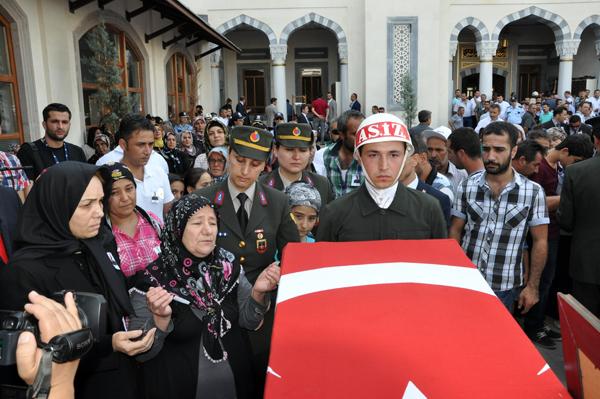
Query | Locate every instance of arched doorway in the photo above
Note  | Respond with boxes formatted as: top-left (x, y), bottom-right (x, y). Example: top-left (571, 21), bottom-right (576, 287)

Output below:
top-left (573, 17), bottom-right (600, 97)
top-left (222, 25), bottom-right (272, 114)
top-left (492, 6), bottom-right (572, 98)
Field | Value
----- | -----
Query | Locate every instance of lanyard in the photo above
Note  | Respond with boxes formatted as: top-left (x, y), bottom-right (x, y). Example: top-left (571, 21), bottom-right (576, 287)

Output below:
top-left (43, 138), bottom-right (69, 164)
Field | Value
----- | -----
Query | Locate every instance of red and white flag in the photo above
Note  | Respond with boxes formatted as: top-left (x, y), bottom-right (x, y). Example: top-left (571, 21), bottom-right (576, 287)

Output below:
top-left (265, 239), bottom-right (569, 398)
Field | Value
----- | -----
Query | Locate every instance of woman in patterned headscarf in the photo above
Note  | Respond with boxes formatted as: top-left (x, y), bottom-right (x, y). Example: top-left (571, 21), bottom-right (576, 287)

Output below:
top-left (129, 193), bottom-right (280, 399)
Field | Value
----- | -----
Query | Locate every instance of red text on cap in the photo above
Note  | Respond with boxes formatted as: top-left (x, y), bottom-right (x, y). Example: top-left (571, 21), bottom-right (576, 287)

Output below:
top-left (356, 122), bottom-right (410, 147)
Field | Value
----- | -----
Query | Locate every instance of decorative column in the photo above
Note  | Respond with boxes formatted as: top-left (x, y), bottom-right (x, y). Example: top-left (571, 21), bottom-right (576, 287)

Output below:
top-left (338, 43), bottom-right (349, 111)
top-left (556, 40), bottom-right (580, 97)
top-left (449, 41), bottom-right (458, 117)
top-left (476, 40), bottom-right (498, 99)
top-left (210, 51), bottom-right (222, 113)
top-left (270, 44), bottom-right (288, 120)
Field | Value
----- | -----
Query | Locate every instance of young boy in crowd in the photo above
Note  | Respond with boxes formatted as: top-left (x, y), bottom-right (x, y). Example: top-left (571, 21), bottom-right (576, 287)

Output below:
top-left (285, 181), bottom-right (322, 243)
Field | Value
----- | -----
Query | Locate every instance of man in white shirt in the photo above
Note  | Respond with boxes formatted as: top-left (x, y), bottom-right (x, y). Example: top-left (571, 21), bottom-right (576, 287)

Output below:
top-left (459, 93), bottom-right (476, 128)
top-left (475, 104), bottom-right (503, 133)
top-left (575, 101), bottom-right (594, 122)
top-left (115, 114), bottom-right (173, 222)
top-left (214, 106), bottom-right (230, 127)
top-left (495, 95), bottom-right (510, 120)
top-left (96, 142), bottom-right (168, 174)
top-left (588, 89), bottom-right (600, 116)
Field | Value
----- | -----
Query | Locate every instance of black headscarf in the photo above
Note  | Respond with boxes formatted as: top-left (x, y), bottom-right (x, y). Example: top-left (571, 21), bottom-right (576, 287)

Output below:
top-left (11, 161), bottom-right (134, 320)
top-left (141, 193), bottom-right (241, 362)
top-left (12, 161), bottom-right (100, 260)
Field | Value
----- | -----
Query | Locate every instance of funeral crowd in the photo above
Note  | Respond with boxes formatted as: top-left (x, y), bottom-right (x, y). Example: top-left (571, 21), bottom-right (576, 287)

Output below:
top-left (0, 88), bottom-right (598, 398)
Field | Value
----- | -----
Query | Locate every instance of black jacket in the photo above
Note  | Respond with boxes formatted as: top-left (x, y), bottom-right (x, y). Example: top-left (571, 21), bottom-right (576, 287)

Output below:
top-left (540, 120), bottom-right (568, 131)
top-left (416, 179), bottom-right (452, 227)
top-left (558, 156), bottom-right (600, 285)
top-left (0, 186), bottom-right (20, 264)
top-left (259, 169), bottom-right (334, 205)
top-left (0, 244), bottom-right (138, 399)
top-left (16, 139), bottom-right (87, 180)
top-left (317, 183), bottom-right (448, 242)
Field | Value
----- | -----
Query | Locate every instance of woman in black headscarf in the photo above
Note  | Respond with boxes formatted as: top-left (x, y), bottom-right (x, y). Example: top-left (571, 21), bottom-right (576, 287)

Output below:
top-left (0, 161), bottom-right (155, 399)
top-left (129, 193), bottom-right (280, 399)
top-left (159, 131), bottom-right (193, 175)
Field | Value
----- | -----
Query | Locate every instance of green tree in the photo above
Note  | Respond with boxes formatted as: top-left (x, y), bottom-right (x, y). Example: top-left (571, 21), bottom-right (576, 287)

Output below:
top-left (400, 73), bottom-right (417, 128)
top-left (81, 22), bottom-right (130, 133)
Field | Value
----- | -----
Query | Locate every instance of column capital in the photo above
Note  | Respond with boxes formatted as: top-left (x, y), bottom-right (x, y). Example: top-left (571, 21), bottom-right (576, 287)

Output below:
top-left (338, 43), bottom-right (348, 64)
top-left (555, 39), bottom-right (581, 60)
top-left (476, 40), bottom-right (499, 62)
top-left (449, 40), bottom-right (458, 61)
top-left (210, 49), bottom-right (222, 66)
top-left (269, 44), bottom-right (288, 64)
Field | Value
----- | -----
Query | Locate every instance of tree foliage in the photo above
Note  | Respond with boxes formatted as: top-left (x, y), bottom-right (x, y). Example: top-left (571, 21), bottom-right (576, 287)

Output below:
top-left (400, 73), bottom-right (417, 128)
top-left (81, 22), bottom-right (130, 132)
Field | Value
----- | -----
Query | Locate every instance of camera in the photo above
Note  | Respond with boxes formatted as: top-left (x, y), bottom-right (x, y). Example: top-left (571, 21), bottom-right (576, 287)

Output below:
top-left (0, 291), bottom-right (106, 366)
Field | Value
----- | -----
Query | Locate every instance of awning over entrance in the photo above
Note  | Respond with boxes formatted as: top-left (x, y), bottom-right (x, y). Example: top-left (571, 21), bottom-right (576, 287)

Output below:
top-left (68, 0), bottom-right (241, 56)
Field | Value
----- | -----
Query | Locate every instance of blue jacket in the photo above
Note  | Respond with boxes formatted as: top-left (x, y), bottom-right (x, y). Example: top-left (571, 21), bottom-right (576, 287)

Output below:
top-left (416, 179), bottom-right (451, 227)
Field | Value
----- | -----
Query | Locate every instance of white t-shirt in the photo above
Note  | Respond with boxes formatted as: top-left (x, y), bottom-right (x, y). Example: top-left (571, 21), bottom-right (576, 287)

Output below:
top-left (475, 117), bottom-right (504, 134)
top-left (313, 147), bottom-right (327, 176)
top-left (96, 147), bottom-right (169, 174)
top-left (134, 164), bottom-right (174, 223)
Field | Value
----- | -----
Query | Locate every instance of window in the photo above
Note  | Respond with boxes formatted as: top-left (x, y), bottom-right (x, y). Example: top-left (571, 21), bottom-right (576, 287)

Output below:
top-left (166, 53), bottom-right (195, 119)
top-left (79, 25), bottom-right (144, 128)
top-left (0, 13), bottom-right (23, 145)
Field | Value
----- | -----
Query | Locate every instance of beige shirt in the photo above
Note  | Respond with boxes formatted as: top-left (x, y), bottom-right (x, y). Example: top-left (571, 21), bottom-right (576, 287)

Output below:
top-left (228, 178), bottom-right (256, 217)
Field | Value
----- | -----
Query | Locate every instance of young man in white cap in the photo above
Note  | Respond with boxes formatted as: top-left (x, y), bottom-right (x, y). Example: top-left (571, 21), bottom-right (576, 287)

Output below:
top-left (316, 113), bottom-right (447, 242)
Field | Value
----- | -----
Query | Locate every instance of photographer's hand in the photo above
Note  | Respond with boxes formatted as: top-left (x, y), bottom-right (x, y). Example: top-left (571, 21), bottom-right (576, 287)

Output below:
top-left (16, 291), bottom-right (81, 399)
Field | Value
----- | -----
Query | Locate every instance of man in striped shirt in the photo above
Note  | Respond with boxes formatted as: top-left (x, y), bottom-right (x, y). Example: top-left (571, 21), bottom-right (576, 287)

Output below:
top-left (449, 121), bottom-right (549, 313)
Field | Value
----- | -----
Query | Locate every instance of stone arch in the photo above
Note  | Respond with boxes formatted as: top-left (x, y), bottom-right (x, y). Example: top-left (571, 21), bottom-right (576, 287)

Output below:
top-left (163, 45), bottom-right (196, 72)
top-left (450, 17), bottom-right (490, 42)
top-left (216, 14), bottom-right (277, 45)
top-left (459, 66), bottom-right (508, 79)
top-left (279, 12), bottom-right (346, 45)
top-left (573, 15), bottom-right (600, 41)
top-left (492, 6), bottom-right (571, 42)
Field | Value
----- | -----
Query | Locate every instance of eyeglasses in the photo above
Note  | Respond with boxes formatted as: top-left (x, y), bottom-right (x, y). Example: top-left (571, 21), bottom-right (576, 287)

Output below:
top-left (208, 158), bottom-right (225, 164)
top-left (331, 129), bottom-right (339, 135)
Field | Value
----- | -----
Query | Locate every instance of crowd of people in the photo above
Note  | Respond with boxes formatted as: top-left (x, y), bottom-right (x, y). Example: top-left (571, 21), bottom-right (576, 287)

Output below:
top-left (0, 84), bottom-right (599, 398)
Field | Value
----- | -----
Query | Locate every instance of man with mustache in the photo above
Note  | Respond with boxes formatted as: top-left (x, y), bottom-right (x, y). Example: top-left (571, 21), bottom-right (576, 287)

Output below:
top-left (17, 103), bottom-right (86, 180)
top-left (450, 121), bottom-right (549, 315)
top-left (322, 110), bottom-right (365, 198)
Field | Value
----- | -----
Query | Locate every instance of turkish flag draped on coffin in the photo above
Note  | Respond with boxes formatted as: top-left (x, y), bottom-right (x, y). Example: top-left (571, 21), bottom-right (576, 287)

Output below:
top-left (265, 239), bottom-right (569, 399)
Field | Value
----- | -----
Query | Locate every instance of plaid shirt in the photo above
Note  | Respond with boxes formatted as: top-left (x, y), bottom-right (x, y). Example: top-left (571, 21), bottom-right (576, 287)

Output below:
top-left (0, 151), bottom-right (30, 191)
top-left (452, 170), bottom-right (549, 291)
top-left (323, 141), bottom-right (364, 198)
top-left (113, 210), bottom-right (162, 277)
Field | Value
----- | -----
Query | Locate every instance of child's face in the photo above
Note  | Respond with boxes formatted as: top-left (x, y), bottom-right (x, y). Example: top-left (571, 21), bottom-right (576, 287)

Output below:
top-left (291, 205), bottom-right (318, 239)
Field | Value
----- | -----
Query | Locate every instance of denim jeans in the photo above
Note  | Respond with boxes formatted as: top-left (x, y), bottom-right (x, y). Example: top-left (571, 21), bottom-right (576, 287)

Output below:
top-left (524, 238), bottom-right (559, 333)
top-left (495, 286), bottom-right (522, 312)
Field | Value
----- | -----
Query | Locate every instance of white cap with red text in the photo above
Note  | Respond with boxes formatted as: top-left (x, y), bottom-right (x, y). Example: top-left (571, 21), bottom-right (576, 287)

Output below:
top-left (354, 113), bottom-right (414, 160)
